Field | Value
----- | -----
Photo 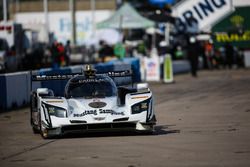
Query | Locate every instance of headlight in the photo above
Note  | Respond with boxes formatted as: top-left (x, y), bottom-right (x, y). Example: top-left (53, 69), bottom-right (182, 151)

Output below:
top-left (44, 104), bottom-right (67, 118)
top-left (131, 102), bottom-right (149, 114)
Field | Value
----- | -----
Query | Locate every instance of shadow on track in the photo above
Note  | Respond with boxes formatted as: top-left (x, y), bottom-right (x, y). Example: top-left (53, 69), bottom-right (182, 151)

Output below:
top-left (154, 125), bottom-right (180, 135)
top-left (42, 124), bottom-right (180, 139)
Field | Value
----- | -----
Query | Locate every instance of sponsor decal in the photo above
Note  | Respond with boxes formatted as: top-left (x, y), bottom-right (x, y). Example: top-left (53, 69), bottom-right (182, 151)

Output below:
top-left (147, 62), bottom-right (157, 76)
top-left (78, 78), bottom-right (104, 83)
top-left (73, 110), bottom-right (97, 117)
top-left (215, 31), bottom-right (250, 42)
top-left (99, 109), bottom-right (125, 116)
top-left (73, 109), bottom-right (124, 117)
top-left (230, 15), bottom-right (244, 27)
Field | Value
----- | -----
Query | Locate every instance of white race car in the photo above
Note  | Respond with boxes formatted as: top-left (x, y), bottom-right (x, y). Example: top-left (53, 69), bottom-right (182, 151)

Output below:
top-left (30, 66), bottom-right (156, 138)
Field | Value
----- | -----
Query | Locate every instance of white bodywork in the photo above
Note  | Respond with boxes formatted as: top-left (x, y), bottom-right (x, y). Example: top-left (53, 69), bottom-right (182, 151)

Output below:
top-left (31, 81), bottom-right (156, 138)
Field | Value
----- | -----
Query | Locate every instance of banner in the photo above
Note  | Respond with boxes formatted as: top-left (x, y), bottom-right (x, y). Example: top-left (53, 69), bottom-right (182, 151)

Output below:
top-left (145, 57), bottom-right (160, 82)
top-left (164, 54), bottom-right (174, 83)
top-left (212, 7), bottom-right (250, 48)
top-left (15, 11), bottom-right (112, 45)
top-left (173, 0), bottom-right (234, 31)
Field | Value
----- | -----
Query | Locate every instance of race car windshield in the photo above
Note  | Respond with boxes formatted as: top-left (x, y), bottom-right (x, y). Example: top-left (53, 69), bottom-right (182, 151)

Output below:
top-left (67, 76), bottom-right (117, 98)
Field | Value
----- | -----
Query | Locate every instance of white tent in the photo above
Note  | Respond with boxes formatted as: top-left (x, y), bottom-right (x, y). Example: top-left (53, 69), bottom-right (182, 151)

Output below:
top-left (97, 3), bottom-right (155, 29)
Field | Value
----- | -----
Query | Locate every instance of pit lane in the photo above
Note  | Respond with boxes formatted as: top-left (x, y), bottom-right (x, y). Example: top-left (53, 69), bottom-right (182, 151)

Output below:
top-left (1, 69), bottom-right (250, 167)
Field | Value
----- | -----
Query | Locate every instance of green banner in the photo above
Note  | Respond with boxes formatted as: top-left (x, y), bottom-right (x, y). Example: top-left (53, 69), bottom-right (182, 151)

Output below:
top-left (212, 7), bottom-right (250, 49)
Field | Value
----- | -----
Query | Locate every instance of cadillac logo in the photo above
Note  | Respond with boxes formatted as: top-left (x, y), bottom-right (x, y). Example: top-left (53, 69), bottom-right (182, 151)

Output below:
top-left (88, 101), bottom-right (107, 108)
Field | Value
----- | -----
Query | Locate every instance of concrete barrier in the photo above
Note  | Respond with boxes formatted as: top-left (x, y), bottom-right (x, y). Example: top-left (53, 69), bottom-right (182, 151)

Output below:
top-left (69, 65), bottom-right (83, 73)
top-left (173, 60), bottom-right (191, 74)
top-left (0, 74), bottom-right (7, 110)
top-left (244, 50), bottom-right (250, 68)
top-left (0, 72), bottom-right (30, 110)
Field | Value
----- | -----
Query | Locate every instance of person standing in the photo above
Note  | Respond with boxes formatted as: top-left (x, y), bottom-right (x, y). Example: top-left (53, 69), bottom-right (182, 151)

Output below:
top-left (187, 37), bottom-right (199, 77)
top-left (51, 41), bottom-right (60, 68)
top-left (225, 43), bottom-right (234, 69)
top-left (57, 43), bottom-right (66, 67)
top-left (65, 40), bottom-right (71, 66)
top-left (98, 40), bottom-right (114, 62)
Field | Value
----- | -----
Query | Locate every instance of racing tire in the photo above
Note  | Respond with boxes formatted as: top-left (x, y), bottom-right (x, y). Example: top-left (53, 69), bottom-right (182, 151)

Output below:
top-left (40, 125), bottom-right (51, 139)
top-left (40, 128), bottom-right (50, 139)
top-left (30, 92), bottom-right (39, 131)
top-left (32, 126), bottom-right (40, 134)
top-left (38, 114), bottom-right (51, 139)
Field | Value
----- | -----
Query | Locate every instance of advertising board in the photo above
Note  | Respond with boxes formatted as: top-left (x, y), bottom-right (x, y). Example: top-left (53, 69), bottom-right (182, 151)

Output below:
top-left (145, 57), bottom-right (160, 82)
top-left (15, 11), bottom-right (112, 45)
top-left (164, 54), bottom-right (173, 83)
top-left (173, 0), bottom-right (234, 31)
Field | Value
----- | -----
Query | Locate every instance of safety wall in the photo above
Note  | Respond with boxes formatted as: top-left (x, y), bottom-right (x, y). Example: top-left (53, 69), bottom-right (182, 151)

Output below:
top-left (0, 72), bottom-right (30, 110)
top-left (173, 60), bottom-right (191, 74)
top-left (0, 75), bottom-right (7, 110)
top-left (244, 51), bottom-right (250, 68)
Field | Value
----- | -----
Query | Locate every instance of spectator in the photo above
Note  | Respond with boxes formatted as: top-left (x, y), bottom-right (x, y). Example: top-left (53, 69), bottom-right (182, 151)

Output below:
top-left (187, 37), bottom-right (199, 77)
top-left (204, 41), bottom-right (214, 69)
top-left (51, 41), bottom-right (60, 68)
top-left (225, 43), bottom-right (234, 69)
top-left (57, 43), bottom-right (66, 67)
top-left (65, 40), bottom-right (71, 66)
top-left (98, 40), bottom-right (113, 62)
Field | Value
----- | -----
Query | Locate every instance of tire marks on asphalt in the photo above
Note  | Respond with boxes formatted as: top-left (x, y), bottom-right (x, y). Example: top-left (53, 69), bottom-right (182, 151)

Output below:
top-left (1, 140), bottom-right (56, 161)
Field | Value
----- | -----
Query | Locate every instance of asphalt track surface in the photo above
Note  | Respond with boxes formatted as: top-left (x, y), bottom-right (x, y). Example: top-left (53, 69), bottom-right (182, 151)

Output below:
top-left (0, 69), bottom-right (250, 167)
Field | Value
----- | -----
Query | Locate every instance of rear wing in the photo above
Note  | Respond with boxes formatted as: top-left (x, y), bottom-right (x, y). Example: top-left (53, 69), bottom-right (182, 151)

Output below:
top-left (106, 70), bottom-right (133, 87)
top-left (30, 70), bottom-right (133, 93)
top-left (31, 73), bottom-right (81, 81)
top-left (30, 70), bottom-right (132, 81)
top-left (106, 70), bottom-right (132, 78)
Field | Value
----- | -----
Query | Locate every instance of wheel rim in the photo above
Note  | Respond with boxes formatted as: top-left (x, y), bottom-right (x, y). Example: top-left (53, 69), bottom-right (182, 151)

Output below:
top-left (41, 129), bottom-right (48, 138)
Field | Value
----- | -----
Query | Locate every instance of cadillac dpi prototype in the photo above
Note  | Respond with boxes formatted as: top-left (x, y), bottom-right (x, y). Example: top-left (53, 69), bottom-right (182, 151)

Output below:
top-left (30, 66), bottom-right (156, 138)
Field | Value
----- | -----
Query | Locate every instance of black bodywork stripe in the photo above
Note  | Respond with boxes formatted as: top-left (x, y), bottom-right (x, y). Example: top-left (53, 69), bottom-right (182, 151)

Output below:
top-left (146, 98), bottom-right (154, 123)
top-left (41, 103), bottom-right (52, 128)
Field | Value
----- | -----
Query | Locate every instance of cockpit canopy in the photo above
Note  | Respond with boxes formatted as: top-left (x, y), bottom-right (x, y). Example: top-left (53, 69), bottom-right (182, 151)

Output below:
top-left (65, 74), bottom-right (117, 99)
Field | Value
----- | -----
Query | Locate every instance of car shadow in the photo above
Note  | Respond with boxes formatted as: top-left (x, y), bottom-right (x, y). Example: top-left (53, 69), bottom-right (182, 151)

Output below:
top-left (54, 124), bottom-right (180, 139)
top-left (154, 125), bottom-right (180, 135)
